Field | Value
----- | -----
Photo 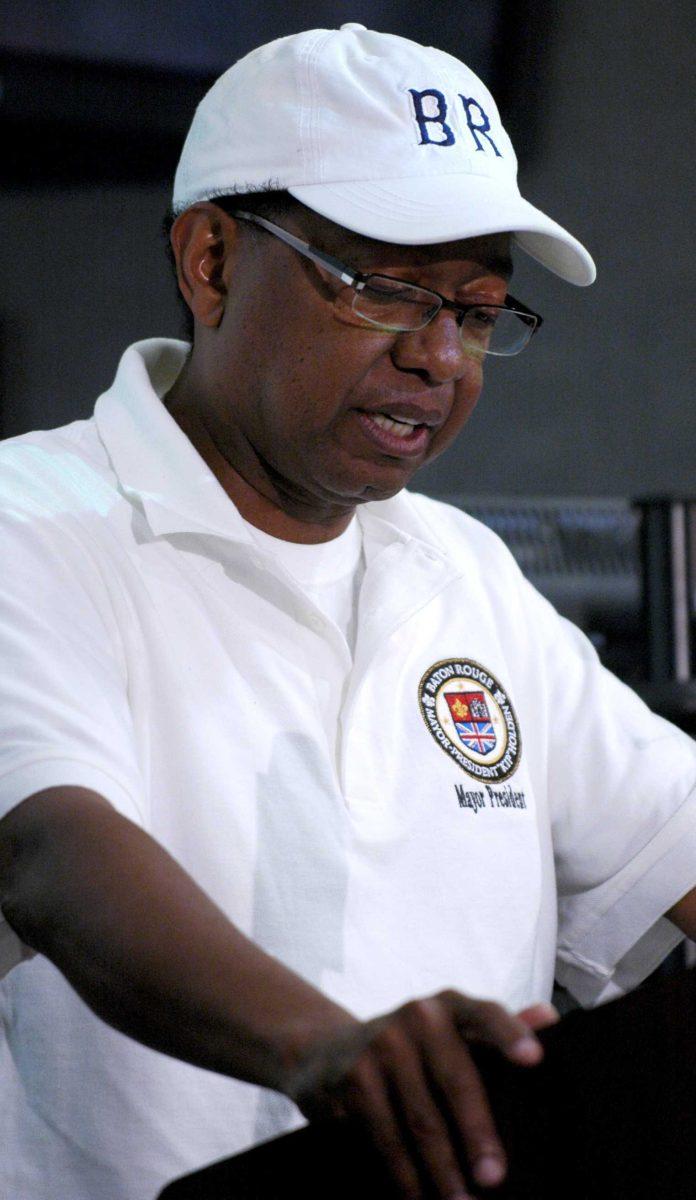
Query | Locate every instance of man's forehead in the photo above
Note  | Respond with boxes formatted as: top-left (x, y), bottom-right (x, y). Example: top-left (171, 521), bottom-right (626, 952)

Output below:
top-left (294, 205), bottom-right (513, 280)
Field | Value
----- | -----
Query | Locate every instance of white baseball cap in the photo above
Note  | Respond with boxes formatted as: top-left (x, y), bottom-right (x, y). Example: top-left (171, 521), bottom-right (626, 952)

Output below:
top-left (173, 23), bottom-right (596, 285)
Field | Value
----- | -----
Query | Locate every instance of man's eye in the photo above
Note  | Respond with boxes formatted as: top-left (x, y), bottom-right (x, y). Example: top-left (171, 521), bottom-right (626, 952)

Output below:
top-left (363, 280), bottom-right (412, 301)
top-left (467, 307), bottom-right (500, 327)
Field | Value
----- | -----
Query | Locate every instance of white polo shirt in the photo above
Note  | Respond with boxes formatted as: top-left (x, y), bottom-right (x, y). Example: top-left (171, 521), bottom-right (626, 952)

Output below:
top-left (1, 339), bottom-right (696, 1200)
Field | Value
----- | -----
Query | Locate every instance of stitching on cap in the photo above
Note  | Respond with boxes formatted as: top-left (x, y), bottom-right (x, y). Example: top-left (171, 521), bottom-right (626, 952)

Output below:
top-left (298, 29), bottom-right (332, 185)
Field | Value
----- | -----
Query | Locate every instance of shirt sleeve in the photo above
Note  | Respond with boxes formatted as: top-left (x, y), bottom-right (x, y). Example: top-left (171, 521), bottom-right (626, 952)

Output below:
top-left (526, 580), bottom-right (696, 1006)
top-left (0, 509), bottom-right (146, 978)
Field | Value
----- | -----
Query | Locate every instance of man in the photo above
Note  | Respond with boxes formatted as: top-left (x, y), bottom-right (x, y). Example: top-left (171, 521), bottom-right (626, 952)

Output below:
top-left (1, 22), bottom-right (695, 1200)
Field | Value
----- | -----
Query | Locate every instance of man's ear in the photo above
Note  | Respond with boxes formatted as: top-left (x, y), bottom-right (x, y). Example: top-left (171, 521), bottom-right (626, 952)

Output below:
top-left (169, 203), bottom-right (238, 328)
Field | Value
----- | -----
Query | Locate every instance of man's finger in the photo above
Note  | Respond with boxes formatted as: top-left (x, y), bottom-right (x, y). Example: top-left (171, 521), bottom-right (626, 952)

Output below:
top-left (517, 1001), bottom-right (560, 1031)
top-left (342, 1050), bottom-right (430, 1200)
top-left (447, 993), bottom-right (545, 1066)
top-left (406, 997), bottom-right (508, 1192)
top-left (374, 1019), bottom-right (476, 1199)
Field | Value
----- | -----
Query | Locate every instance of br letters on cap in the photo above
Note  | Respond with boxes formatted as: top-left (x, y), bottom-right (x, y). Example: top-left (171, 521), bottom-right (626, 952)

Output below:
top-left (409, 89), bottom-right (502, 157)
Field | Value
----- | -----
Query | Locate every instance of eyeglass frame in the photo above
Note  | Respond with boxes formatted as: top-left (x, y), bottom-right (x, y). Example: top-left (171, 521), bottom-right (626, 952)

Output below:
top-left (230, 208), bottom-right (543, 355)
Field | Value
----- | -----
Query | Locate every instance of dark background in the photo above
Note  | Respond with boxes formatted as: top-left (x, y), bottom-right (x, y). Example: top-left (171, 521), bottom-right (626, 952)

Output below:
top-left (0, 0), bottom-right (693, 500)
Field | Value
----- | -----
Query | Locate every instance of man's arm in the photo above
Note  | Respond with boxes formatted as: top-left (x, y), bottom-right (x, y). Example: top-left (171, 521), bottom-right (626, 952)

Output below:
top-left (0, 785), bottom-right (552, 1200)
top-left (666, 889), bottom-right (696, 941)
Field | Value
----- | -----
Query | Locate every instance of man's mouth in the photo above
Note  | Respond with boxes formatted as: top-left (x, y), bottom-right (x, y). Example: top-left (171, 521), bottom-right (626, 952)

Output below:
top-left (370, 412), bottom-right (425, 438)
top-left (354, 408), bottom-right (436, 457)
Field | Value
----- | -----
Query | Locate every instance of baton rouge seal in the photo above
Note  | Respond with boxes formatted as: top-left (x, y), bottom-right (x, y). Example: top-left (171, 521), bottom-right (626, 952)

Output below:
top-left (418, 658), bottom-right (521, 782)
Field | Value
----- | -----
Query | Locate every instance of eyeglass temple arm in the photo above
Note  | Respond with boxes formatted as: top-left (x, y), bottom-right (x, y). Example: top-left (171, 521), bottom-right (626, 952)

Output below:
top-left (233, 210), bottom-right (541, 333)
top-left (505, 294), bottom-right (543, 329)
top-left (232, 210), bottom-right (364, 289)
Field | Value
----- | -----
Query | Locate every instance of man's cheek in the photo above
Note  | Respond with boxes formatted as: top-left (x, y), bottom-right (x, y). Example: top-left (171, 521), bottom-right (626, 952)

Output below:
top-left (451, 374), bottom-right (484, 426)
top-left (429, 400), bottom-right (479, 459)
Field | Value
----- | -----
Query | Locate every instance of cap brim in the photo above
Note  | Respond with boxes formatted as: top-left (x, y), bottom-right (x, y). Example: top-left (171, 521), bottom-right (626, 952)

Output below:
top-left (289, 175), bottom-right (596, 286)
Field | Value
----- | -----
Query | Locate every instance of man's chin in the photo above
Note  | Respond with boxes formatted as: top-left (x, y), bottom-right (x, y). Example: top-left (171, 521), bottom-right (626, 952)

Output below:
top-left (333, 454), bottom-right (425, 503)
top-left (353, 478), bottom-right (411, 503)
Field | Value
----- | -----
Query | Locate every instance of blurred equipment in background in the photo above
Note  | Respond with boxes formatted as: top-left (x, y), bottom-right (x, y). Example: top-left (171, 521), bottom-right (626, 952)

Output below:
top-left (458, 495), bottom-right (696, 735)
top-left (636, 497), bottom-right (696, 730)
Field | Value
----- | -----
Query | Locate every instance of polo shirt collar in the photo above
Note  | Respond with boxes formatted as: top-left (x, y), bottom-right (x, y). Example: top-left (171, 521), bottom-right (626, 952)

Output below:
top-left (361, 491), bottom-right (453, 560)
top-left (94, 338), bottom-right (452, 560)
top-left (94, 339), bottom-right (256, 544)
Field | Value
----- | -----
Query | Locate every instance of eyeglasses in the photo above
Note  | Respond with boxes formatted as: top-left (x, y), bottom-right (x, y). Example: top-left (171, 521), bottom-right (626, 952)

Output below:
top-left (232, 209), bottom-right (543, 357)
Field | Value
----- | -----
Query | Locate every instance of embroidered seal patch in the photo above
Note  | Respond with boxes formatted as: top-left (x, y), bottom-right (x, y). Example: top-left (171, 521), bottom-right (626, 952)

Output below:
top-left (418, 658), bottom-right (521, 781)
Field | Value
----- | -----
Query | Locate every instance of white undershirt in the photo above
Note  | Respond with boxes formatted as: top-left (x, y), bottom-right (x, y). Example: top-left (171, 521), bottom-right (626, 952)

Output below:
top-left (246, 517), bottom-right (365, 654)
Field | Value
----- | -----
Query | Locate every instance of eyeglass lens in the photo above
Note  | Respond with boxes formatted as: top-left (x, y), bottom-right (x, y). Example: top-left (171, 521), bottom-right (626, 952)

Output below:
top-left (348, 276), bottom-right (535, 356)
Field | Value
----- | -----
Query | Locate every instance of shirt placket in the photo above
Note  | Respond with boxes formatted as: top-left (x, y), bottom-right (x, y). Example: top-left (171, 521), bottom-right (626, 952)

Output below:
top-left (338, 537), bottom-right (462, 810)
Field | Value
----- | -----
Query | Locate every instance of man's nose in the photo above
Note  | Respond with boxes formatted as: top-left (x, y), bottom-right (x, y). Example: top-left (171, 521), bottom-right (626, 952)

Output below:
top-left (390, 310), bottom-right (480, 384)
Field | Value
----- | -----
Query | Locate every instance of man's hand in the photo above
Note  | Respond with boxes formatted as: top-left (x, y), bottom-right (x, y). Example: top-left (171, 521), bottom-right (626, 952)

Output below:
top-left (1, 787), bottom-right (557, 1199)
top-left (285, 993), bottom-right (558, 1199)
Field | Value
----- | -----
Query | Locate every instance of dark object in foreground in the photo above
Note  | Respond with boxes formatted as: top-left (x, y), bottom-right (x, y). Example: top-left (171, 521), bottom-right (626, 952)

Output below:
top-left (158, 966), bottom-right (696, 1200)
